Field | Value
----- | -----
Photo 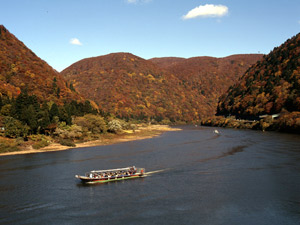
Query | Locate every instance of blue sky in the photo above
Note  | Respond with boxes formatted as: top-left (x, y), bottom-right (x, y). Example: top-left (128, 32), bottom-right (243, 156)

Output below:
top-left (1, 0), bottom-right (299, 71)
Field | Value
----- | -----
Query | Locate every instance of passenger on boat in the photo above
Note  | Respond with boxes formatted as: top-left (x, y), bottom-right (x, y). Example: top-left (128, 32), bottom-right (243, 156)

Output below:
top-left (130, 166), bottom-right (137, 174)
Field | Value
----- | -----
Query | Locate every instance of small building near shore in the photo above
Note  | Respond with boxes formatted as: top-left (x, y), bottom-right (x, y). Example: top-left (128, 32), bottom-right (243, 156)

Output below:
top-left (0, 116), bottom-right (4, 132)
top-left (259, 114), bottom-right (280, 120)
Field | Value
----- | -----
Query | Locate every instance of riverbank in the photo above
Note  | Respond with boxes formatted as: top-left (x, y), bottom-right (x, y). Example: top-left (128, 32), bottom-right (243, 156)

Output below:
top-left (0, 125), bottom-right (181, 157)
top-left (201, 116), bottom-right (259, 130)
top-left (201, 113), bottom-right (300, 133)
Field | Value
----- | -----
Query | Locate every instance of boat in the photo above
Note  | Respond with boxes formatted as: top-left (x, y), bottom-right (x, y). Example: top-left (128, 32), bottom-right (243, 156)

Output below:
top-left (75, 166), bottom-right (145, 184)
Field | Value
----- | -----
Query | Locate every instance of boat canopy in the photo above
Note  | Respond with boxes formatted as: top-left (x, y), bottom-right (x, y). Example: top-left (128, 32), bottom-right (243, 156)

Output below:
top-left (91, 166), bottom-right (135, 173)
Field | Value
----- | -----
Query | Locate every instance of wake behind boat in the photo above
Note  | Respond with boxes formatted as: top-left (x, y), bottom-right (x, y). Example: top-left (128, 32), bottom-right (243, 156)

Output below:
top-left (75, 166), bottom-right (145, 184)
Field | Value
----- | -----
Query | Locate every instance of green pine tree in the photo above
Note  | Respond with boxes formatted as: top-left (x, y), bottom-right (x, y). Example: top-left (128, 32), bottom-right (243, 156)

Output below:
top-left (49, 103), bottom-right (59, 122)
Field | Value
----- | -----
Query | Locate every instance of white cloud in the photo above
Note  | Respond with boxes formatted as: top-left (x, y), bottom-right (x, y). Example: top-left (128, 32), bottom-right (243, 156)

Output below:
top-left (182, 4), bottom-right (228, 20)
top-left (70, 38), bottom-right (82, 46)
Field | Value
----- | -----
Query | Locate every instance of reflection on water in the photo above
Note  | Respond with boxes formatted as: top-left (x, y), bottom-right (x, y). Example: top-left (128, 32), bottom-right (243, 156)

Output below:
top-left (0, 126), bottom-right (300, 225)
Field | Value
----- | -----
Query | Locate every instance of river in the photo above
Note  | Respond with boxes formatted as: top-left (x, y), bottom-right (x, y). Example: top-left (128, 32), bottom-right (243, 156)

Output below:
top-left (0, 126), bottom-right (299, 225)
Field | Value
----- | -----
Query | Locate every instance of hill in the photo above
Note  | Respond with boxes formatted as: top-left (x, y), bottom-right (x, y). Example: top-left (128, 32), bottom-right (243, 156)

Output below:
top-left (62, 53), bottom-right (262, 122)
top-left (148, 57), bottom-right (185, 69)
top-left (217, 33), bottom-right (300, 117)
top-left (0, 25), bottom-right (82, 103)
top-left (62, 53), bottom-right (201, 122)
top-left (151, 54), bottom-right (263, 103)
top-left (216, 33), bottom-right (300, 132)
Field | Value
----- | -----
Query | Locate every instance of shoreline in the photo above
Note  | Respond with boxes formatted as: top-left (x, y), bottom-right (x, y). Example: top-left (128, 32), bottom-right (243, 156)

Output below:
top-left (0, 125), bottom-right (182, 157)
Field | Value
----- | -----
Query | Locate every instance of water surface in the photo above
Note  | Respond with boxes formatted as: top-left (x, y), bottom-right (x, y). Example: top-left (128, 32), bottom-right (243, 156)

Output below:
top-left (0, 126), bottom-right (299, 224)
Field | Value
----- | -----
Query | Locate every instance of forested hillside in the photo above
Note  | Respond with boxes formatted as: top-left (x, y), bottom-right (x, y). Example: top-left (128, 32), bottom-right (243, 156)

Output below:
top-left (215, 33), bottom-right (300, 132)
top-left (62, 53), bottom-right (201, 122)
top-left (62, 53), bottom-right (262, 122)
top-left (217, 33), bottom-right (300, 117)
top-left (148, 57), bottom-right (185, 70)
top-left (151, 54), bottom-right (263, 106)
top-left (0, 25), bottom-right (99, 148)
top-left (0, 25), bottom-right (82, 103)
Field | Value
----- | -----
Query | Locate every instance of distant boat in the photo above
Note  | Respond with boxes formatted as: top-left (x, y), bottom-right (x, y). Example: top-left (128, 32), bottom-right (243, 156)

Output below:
top-left (75, 166), bottom-right (145, 184)
top-left (214, 129), bottom-right (220, 134)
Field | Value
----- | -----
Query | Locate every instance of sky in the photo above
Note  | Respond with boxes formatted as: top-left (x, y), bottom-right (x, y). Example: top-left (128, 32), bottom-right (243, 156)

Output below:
top-left (1, 0), bottom-right (299, 71)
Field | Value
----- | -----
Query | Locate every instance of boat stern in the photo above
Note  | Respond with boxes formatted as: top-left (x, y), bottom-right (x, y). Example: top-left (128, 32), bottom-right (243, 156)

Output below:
top-left (137, 167), bottom-right (145, 176)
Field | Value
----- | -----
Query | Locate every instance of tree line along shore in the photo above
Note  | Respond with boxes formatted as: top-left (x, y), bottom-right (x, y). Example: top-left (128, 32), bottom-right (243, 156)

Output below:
top-left (0, 124), bottom-right (181, 156)
top-left (0, 89), bottom-right (181, 155)
top-left (201, 112), bottom-right (300, 133)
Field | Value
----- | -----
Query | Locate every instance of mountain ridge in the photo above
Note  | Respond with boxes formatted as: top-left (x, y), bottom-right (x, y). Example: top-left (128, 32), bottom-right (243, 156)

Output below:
top-left (205, 32), bottom-right (300, 132)
top-left (0, 25), bottom-right (83, 104)
top-left (0, 24), bottom-right (267, 123)
top-left (61, 52), bottom-right (262, 121)
top-left (217, 33), bottom-right (300, 117)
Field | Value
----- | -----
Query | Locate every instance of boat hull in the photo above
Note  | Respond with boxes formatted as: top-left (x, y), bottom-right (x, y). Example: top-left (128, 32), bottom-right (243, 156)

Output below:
top-left (75, 173), bottom-right (144, 184)
top-left (75, 166), bottom-right (145, 184)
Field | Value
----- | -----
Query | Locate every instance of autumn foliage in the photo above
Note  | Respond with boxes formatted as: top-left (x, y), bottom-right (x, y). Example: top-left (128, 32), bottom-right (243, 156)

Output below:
top-left (0, 25), bottom-right (83, 104)
top-left (216, 32), bottom-right (300, 132)
top-left (61, 53), bottom-right (261, 122)
top-left (0, 24), bottom-right (263, 124)
top-left (217, 33), bottom-right (300, 117)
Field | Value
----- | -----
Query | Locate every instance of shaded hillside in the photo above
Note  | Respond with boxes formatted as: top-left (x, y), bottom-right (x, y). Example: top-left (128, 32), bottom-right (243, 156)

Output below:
top-left (62, 53), bottom-right (262, 122)
top-left (217, 33), bottom-right (300, 118)
top-left (0, 25), bottom-right (82, 103)
top-left (151, 54), bottom-right (263, 100)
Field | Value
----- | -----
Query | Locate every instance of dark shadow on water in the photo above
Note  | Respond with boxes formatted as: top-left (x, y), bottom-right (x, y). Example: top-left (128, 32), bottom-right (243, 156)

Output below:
top-left (225, 145), bottom-right (246, 155)
top-left (197, 145), bottom-right (247, 163)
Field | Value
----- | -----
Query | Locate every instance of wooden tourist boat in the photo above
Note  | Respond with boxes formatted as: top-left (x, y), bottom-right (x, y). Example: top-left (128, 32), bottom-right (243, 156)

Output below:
top-left (75, 166), bottom-right (145, 184)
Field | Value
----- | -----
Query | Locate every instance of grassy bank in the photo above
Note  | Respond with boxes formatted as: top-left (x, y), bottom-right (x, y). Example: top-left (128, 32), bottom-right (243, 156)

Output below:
top-left (0, 125), bottom-right (181, 156)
